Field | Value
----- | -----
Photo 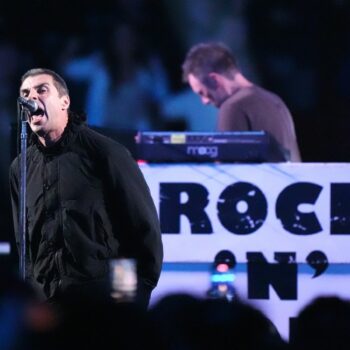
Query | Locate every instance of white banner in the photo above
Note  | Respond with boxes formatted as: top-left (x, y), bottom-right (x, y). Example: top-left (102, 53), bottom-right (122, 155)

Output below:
top-left (141, 163), bottom-right (350, 263)
top-left (141, 163), bottom-right (350, 340)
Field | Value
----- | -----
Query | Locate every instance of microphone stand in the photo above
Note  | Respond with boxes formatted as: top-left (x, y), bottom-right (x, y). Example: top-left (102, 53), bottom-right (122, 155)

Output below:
top-left (18, 105), bottom-right (29, 281)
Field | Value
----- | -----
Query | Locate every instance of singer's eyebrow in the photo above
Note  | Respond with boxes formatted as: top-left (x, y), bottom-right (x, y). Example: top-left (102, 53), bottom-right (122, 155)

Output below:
top-left (19, 87), bottom-right (29, 96)
top-left (20, 83), bottom-right (49, 96)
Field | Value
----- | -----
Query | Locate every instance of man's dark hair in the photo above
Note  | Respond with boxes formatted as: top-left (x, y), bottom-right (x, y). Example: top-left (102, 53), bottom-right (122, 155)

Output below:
top-left (182, 42), bottom-right (238, 82)
top-left (21, 68), bottom-right (86, 124)
top-left (20, 68), bottom-right (69, 97)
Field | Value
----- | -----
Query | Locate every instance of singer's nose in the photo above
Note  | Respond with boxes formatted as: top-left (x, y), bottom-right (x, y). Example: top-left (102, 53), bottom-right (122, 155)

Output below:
top-left (28, 89), bottom-right (38, 100)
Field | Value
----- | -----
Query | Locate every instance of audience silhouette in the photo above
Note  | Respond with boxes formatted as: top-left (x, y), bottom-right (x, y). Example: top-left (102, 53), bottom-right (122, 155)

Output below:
top-left (2, 266), bottom-right (350, 350)
top-left (149, 293), bottom-right (287, 350)
top-left (291, 296), bottom-right (350, 350)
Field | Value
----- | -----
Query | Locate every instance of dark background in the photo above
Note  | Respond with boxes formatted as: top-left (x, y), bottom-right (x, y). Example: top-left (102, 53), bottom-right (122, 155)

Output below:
top-left (1, 0), bottom-right (350, 270)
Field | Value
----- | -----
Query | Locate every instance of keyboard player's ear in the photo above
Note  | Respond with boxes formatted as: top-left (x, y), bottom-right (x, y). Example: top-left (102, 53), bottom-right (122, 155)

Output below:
top-left (204, 74), bottom-right (219, 90)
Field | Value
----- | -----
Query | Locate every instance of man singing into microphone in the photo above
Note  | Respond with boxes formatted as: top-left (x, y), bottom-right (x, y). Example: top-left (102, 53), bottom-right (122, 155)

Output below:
top-left (10, 68), bottom-right (163, 308)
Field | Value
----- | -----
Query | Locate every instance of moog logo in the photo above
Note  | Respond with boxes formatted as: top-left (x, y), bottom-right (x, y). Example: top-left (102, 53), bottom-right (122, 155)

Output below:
top-left (186, 146), bottom-right (218, 158)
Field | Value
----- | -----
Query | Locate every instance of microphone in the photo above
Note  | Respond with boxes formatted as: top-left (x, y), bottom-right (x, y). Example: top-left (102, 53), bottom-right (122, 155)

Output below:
top-left (17, 96), bottom-right (39, 113)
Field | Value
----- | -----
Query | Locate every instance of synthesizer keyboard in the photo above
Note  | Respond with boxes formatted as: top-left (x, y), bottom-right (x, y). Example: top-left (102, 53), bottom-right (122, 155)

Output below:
top-left (136, 131), bottom-right (289, 163)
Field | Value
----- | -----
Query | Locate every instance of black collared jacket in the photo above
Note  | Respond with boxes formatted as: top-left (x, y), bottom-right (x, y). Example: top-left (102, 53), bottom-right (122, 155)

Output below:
top-left (10, 119), bottom-right (163, 302)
